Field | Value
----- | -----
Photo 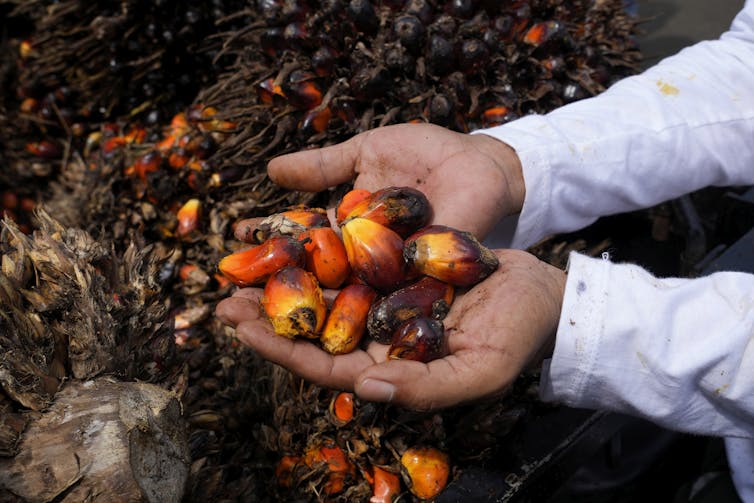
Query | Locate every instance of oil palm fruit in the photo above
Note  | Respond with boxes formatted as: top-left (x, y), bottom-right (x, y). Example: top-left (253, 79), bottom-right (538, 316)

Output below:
top-left (344, 186), bottom-right (431, 237)
top-left (403, 225), bottom-right (499, 287)
top-left (252, 206), bottom-right (330, 243)
top-left (400, 446), bottom-right (450, 500)
top-left (321, 284), bottom-right (377, 354)
top-left (299, 227), bottom-right (350, 289)
top-left (367, 276), bottom-right (453, 344)
top-left (335, 188), bottom-right (372, 224)
top-left (262, 266), bottom-right (326, 339)
top-left (388, 317), bottom-right (446, 363)
top-left (340, 217), bottom-right (405, 293)
top-left (218, 236), bottom-right (305, 287)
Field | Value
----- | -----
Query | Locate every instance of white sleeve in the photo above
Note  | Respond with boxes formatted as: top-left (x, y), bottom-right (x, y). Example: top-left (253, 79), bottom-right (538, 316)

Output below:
top-left (477, 1), bottom-right (754, 250)
top-left (540, 252), bottom-right (754, 439)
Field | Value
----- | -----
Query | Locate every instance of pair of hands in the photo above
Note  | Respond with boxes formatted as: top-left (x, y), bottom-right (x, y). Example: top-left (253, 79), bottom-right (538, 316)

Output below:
top-left (215, 123), bottom-right (566, 410)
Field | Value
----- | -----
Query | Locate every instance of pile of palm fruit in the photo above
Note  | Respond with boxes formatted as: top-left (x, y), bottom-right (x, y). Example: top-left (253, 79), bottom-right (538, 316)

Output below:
top-left (0, 0), bottom-right (640, 500)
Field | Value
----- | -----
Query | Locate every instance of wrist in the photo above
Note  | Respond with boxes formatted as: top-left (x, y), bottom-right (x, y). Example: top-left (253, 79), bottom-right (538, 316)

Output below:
top-left (471, 133), bottom-right (526, 216)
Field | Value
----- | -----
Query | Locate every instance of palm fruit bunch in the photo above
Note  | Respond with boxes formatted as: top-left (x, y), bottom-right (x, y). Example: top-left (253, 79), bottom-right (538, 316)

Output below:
top-left (219, 186), bottom-right (498, 361)
top-left (271, 389), bottom-right (454, 500)
top-left (0, 211), bottom-right (189, 500)
top-left (0, 0), bottom-right (641, 500)
top-left (199, 0), bottom-right (640, 182)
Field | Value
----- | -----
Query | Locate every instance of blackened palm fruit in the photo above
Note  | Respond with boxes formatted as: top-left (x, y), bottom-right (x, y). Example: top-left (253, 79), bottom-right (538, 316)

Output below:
top-left (458, 38), bottom-right (489, 74)
top-left (428, 94), bottom-right (453, 127)
top-left (393, 15), bottom-right (425, 54)
top-left (367, 276), bottom-right (454, 344)
top-left (427, 35), bottom-right (454, 76)
top-left (312, 46), bottom-right (337, 77)
top-left (383, 43), bottom-right (415, 75)
top-left (405, 0), bottom-right (434, 24)
top-left (260, 27), bottom-right (286, 57)
top-left (350, 67), bottom-right (390, 101)
top-left (349, 0), bottom-right (379, 36)
top-left (446, 0), bottom-right (477, 19)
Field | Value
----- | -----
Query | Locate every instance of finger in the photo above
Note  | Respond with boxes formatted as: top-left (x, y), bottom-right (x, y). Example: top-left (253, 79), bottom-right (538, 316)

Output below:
top-left (233, 217), bottom-right (266, 242)
top-left (215, 296), bottom-right (264, 327)
top-left (231, 288), bottom-right (264, 301)
top-left (235, 319), bottom-right (376, 390)
top-left (267, 136), bottom-right (361, 191)
top-left (354, 350), bottom-right (504, 410)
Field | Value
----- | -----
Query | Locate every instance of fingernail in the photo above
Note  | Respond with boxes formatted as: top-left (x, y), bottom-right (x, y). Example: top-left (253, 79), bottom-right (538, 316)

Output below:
top-left (357, 379), bottom-right (395, 403)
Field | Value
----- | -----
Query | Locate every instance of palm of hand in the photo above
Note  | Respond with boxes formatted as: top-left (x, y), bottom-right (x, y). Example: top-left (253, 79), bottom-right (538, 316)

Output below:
top-left (215, 250), bottom-right (564, 411)
top-left (267, 123), bottom-right (522, 239)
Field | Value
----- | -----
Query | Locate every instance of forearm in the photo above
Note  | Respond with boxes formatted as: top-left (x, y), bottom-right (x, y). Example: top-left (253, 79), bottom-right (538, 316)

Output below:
top-left (479, 2), bottom-right (754, 249)
top-left (541, 252), bottom-right (754, 438)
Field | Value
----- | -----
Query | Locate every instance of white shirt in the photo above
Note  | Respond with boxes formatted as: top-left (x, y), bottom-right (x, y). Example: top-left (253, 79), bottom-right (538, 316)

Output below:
top-left (476, 1), bottom-right (754, 500)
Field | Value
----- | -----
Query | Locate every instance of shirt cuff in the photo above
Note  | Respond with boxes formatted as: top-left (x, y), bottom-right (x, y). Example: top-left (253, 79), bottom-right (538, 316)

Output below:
top-left (539, 251), bottom-right (612, 403)
top-left (471, 116), bottom-right (555, 249)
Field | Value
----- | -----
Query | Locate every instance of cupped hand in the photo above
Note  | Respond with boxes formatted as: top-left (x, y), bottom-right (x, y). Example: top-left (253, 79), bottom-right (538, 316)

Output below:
top-left (235, 123), bottom-right (524, 241)
top-left (215, 249), bottom-right (566, 411)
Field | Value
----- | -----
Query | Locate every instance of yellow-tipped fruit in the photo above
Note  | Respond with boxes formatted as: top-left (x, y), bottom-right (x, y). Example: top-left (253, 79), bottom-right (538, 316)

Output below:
top-left (341, 217), bottom-right (405, 293)
top-left (400, 446), bottom-right (450, 500)
top-left (403, 225), bottom-right (499, 287)
top-left (321, 284), bottom-right (377, 354)
top-left (262, 266), bottom-right (326, 339)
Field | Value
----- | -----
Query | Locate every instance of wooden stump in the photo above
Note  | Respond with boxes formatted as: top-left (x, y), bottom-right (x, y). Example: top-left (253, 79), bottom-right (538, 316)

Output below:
top-left (0, 378), bottom-right (189, 502)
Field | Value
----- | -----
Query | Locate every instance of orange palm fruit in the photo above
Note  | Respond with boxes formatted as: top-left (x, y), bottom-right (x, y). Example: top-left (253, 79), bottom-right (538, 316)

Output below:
top-left (304, 440), bottom-right (355, 495)
top-left (336, 188), bottom-right (372, 225)
top-left (275, 455), bottom-right (302, 487)
top-left (321, 284), bottom-right (377, 354)
top-left (523, 20), bottom-right (564, 46)
top-left (25, 140), bottom-right (61, 159)
top-left (301, 106), bottom-right (332, 134)
top-left (262, 266), bottom-right (326, 339)
top-left (341, 217), bottom-right (405, 293)
top-left (403, 225), bottom-right (499, 287)
top-left (252, 206), bottom-right (330, 243)
top-left (299, 227), bottom-right (350, 289)
top-left (369, 465), bottom-right (402, 503)
top-left (344, 186), bottom-right (432, 237)
top-left (176, 198), bottom-right (202, 239)
top-left (168, 148), bottom-right (191, 169)
top-left (126, 151), bottom-right (163, 180)
top-left (367, 276), bottom-right (453, 344)
top-left (400, 446), bottom-right (450, 500)
top-left (388, 317), bottom-right (446, 363)
top-left (218, 235), bottom-right (305, 287)
top-left (329, 391), bottom-right (356, 426)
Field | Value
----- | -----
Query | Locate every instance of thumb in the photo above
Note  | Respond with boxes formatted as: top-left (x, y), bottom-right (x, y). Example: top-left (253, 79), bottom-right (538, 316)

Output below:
top-left (267, 135), bottom-right (362, 191)
top-left (354, 354), bottom-right (498, 411)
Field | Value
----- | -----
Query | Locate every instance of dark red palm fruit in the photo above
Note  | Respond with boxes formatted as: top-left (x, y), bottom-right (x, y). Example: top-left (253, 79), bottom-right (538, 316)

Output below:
top-left (349, 66), bottom-right (390, 101)
top-left (393, 15), bottom-right (425, 54)
top-left (458, 38), bottom-right (489, 74)
top-left (426, 35), bottom-right (455, 76)
top-left (388, 317), bottom-right (446, 362)
top-left (312, 46), bottom-right (338, 77)
top-left (366, 276), bottom-right (454, 344)
top-left (348, 0), bottom-right (379, 36)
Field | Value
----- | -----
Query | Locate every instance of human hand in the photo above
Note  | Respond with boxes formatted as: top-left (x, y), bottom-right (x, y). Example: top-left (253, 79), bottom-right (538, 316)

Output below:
top-left (215, 249), bottom-right (566, 410)
top-left (235, 123), bottom-right (524, 241)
